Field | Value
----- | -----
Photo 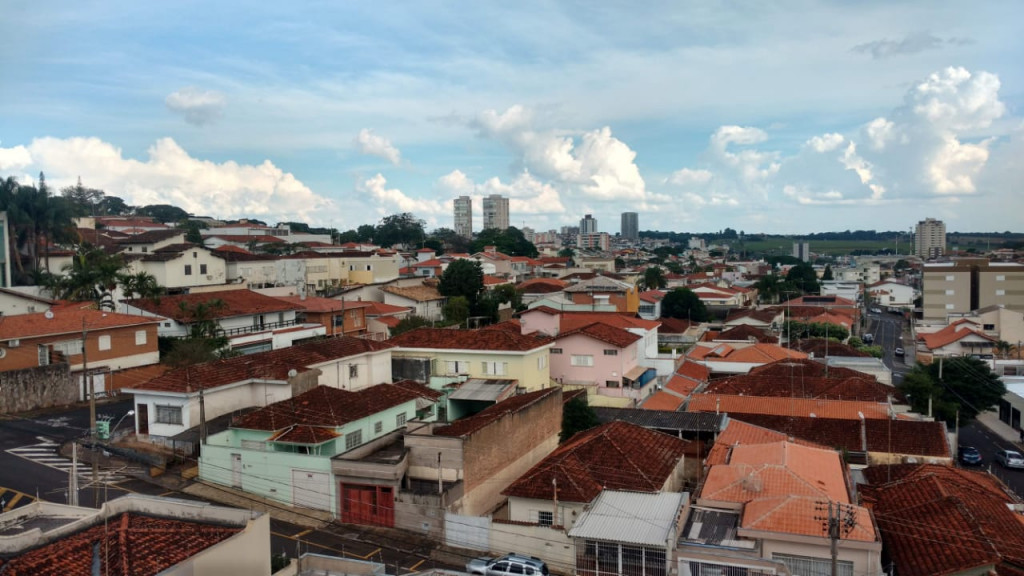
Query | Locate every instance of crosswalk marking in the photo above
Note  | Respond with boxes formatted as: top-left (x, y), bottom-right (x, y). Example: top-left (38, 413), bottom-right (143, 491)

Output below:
top-left (7, 441), bottom-right (141, 485)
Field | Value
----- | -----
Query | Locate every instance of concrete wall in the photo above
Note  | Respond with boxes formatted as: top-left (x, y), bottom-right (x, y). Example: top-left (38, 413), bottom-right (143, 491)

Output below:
top-left (0, 363), bottom-right (75, 414)
top-left (489, 520), bottom-right (575, 575)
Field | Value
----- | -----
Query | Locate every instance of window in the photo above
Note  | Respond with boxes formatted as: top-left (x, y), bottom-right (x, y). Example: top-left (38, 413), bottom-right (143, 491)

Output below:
top-left (98, 335), bottom-right (111, 351)
top-left (946, 275), bottom-right (955, 281)
top-left (53, 339), bottom-right (84, 356)
top-left (571, 354), bottom-right (594, 367)
top-left (141, 246), bottom-right (147, 253)
top-left (537, 355), bottom-right (547, 370)
top-left (984, 324), bottom-right (996, 330)
top-left (550, 348), bottom-right (563, 354)
top-left (603, 349), bottom-right (618, 356)
top-left (184, 264), bottom-right (193, 276)
top-left (374, 421), bottom-right (383, 434)
top-left (482, 361), bottom-right (508, 375)
top-left (155, 405), bottom-right (183, 425)
top-left (396, 413), bottom-right (407, 427)
top-left (605, 380), bottom-right (620, 388)
top-left (946, 304), bottom-right (956, 310)
top-left (445, 360), bottom-right (470, 374)
top-left (349, 364), bottom-right (358, 378)
top-left (997, 275), bottom-right (1006, 281)
top-left (537, 510), bottom-right (553, 526)
top-left (773, 553), bottom-right (853, 576)
top-left (997, 289), bottom-right (1006, 296)
top-left (945, 289), bottom-right (955, 295)
top-left (135, 330), bottom-right (147, 346)
top-left (200, 264), bottom-right (208, 274)
top-left (37, 345), bottom-right (50, 366)
top-left (192, 251), bottom-right (198, 258)
top-left (345, 429), bottom-right (363, 450)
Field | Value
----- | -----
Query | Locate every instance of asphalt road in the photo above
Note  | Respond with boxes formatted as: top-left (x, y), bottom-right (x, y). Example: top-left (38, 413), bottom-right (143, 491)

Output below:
top-left (0, 399), bottom-right (456, 572)
top-left (956, 422), bottom-right (1024, 497)
top-left (864, 310), bottom-right (912, 384)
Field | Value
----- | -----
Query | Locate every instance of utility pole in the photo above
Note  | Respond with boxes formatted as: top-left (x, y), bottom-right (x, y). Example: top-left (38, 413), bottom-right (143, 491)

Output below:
top-left (82, 318), bottom-right (98, 507)
top-left (816, 500), bottom-right (858, 576)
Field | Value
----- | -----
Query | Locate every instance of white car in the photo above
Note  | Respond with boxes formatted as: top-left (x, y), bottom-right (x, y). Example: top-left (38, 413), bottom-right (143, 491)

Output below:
top-left (996, 449), bottom-right (1024, 469)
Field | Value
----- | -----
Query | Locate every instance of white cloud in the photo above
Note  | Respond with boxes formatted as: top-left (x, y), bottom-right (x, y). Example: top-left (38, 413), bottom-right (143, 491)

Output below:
top-left (0, 145), bottom-right (32, 171)
top-left (164, 87), bottom-right (226, 126)
top-left (0, 136), bottom-right (333, 224)
top-left (470, 105), bottom-right (647, 202)
top-left (361, 173), bottom-right (444, 216)
top-left (851, 33), bottom-right (953, 59)
top-left (353, 129), bottom-right (401, 165)
top-left (667, 168), bottom-right (713, 186)
top-left (807, 133), bottom-right (845, 153)
top-left (864, 117), bottom-right (897, 151)
top-left (437, 169), bottom-right (475, 195)
top-left (908, 67), bottom-right (1004, 131)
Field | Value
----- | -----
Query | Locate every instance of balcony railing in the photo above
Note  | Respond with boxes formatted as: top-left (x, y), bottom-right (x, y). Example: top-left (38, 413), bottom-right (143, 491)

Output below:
top-left (221, 319), bottom-right (300, 337)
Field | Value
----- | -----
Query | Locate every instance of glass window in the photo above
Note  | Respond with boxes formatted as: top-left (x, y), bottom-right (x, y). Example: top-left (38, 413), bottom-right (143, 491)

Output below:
top-left (396, 413), bottom-right (407, 427)
top-left (603, 349), bottom-right (618, 356)
top-left (537, 510), bottom-right (553, 526)
top-left (349, 364), bottom-right (358, 378)
top-left (184, 264), bottom-right (193, 275)
top-left (200, 263), bottom-right (208, 274)
top-left (135, 330), bottom-right (147, 346)
top-left (155, 405), bottom-right (182, 425)
top-left (345, 429), bottom-right (363, 450)
top-left (571, 355), bottom-right (594, 367)
top-left (98, 335), bottom-right (111, 351)
top-left (550, 348), bottom-right (562, 354)
top-left (374, 421), bottom-right (383, 434)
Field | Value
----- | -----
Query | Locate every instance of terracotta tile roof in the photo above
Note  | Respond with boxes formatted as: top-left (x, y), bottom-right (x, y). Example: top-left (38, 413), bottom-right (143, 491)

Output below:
top-left (206, 234), bottom-right (286, 243)
top-left (686, 394), bottom-right (891, 419)
top-left (657, 317), bottom-right (693, 334)
top-left (233, 383), bottom-right (421, 431)
top-left (715, 324), bottom-right (774, 343)
top-left (688, 343), bottom-right (807, 364)
top-left (272, 295), bottom-right (369, 313)
top-left (790, 337), bottom-right (871, 357)
top-left (735, 414), bottom-right (950, 458)
top-left (376, 316), bottom-right (401, 328)
top-left (212, 244), bottom-right (255, 255)
top-left (114, 229), bottom-right (184, 244)
top-left (781, 295), bottom-right (858, 307)
top-left (390, 379), bottom-right (444, 401)
top-left (704, 438), bottom-right (847, 502)
top-left (705, 419), bottom-right (826, 466)
top-left (558, 312), bottom-right (660, 332)
top-left (361, 301), bottom-right (411, 315)
top-left (125, 290), bottom-right (298, 321)
top-left (919, 319), bottom-right (997, 350)
top-left (639, 290), bottom-right (665, 303)
top-left (380, 284), bottom-right (445, 302)
top-left (434, 388), bottom-right (559, 437)
top-left (725, 308), bottom-right (780, 324)
top-left (703, 359), bottom-right (897, 402)
top-left (639, 391), bottom-right (685, 411)
top-left (0, 512), bottom-right (242, 575)
top-left (558, 322), bottom-right (641, 348)
top-left (674, 360), bottom-right (710, 383)
top-left (388, 327), bottom-right (551, 352)
top-left (269, 425), bottom-right (341, 444)
top-left (127, 336), bottom-right (393, 393)
top-left (860, 464), bottom-right (1024, 576)
top-left (0, 307), bottom-right (158, 341)
top-left (483, 274), bottom-right (509, 286)
top-left (516, 278), bottom-right (568, 293)
top-left (482, 319), bottom-right (523, 333)
top-left (503, 420), bottom-right (688, 503)
top-left (803, 311), bottom-right (853, 328)
top-left (742, 495), bottom-right (877, 542)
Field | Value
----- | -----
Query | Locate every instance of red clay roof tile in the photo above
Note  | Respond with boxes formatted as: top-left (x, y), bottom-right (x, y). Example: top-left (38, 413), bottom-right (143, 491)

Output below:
top-left (388, 327), bottom-right (551, 352)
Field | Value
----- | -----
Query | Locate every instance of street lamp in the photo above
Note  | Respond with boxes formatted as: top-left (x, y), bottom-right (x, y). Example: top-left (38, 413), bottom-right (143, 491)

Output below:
top-left (111, 410), bottom-right (135, 440)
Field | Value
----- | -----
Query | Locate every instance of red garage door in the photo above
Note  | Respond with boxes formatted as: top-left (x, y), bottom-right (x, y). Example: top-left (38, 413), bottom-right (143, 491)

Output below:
top-left (340, 484), bottom-right (394, 527)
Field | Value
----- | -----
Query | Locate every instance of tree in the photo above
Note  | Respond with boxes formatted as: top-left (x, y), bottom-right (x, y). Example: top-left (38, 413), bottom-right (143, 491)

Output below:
top-left (561, 396), bottom-right (600, 443)
top-left (183, 220), bottom-right (207, 244)
top-left (822, 264), bottom-right (834, 281)
top-left (375, 213), bottom-right (425, 248)
top-left (897, 357), bottom-right (1006, 424)
top-left (60, 178), bottom-right (105, 217)
top-left (136, 204), bottom-right (190, 223)
top-left (438, 259), bottom-right (485, 306)
top-left (428, 227), bottom-right (471, 255)
top-left (38, 244), bottom-right (127, 309)
top-left (356, 224), bottom-right (376, 243)
top-left (786, 263), bottom-right (820, 294)
top-left (96, 195), bottom-right (132, 216)
top-left (443, 296), bottom-right (471, 325)
top-left (471, 226), bottom-right (538, 257)
top-left (492, 283), bottom-right (523, 311)
top-left (558, 247), bottom-right (575, 264)
top-left (391, 315), bottom-right (432, 336)
top-left (660, 287), bottom-right (708, 321)
top-left (638, 266), bottom-right (667, 291)
top-left (118, 270), bottom-right (165, 301)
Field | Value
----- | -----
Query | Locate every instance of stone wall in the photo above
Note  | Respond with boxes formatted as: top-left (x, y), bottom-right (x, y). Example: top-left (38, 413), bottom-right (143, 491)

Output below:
top-left (0, 363), bottom-right (76, 414)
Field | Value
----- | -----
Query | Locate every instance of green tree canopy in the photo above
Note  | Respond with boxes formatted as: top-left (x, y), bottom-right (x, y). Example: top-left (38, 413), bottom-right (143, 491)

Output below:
top-left (660, 287), bottom-right (708, 321)
top-left (136, 204), bottom-right (190, 223)
top-left (897, 357), bottom-right (1006, 424)
top-left (37, 243), bottom-right (127, 309)
top-left (638, 266), bottom-right (667, 291)
top-left (471, 226), bottom-right (539, 257)
top-left (822, 264), bottom-right (834, 281)
top-left (375, 213), bottom-right (425, 248)
top-left (391, 315), bottom-right (432, 336)
top-left (786, 263), bottom-right (820, 294)
top-left (438, 259), bottom-right (485, 305)
top-left (561, 396), bottom-right (600, 443)
top-left (443, 296), bottom-right (471, 325)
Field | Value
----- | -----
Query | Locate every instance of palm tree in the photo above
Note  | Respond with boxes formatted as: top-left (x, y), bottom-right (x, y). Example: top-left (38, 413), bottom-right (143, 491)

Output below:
top-left (638, 266), bottom-right (667, 291)
top-left (38, 244), bottom-right (126, 309)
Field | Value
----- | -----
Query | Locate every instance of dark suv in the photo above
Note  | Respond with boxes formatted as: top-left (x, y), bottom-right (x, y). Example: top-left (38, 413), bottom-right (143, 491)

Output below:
top-left (958, 445), bottom-right (982, 466)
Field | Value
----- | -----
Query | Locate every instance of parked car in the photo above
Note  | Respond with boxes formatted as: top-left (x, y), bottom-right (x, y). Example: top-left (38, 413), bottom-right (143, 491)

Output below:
top-left (958, 445), bottom-right (982, 466)
top-left (467, 554), bottom-right (549, 576)
top-left (894, 347), bottom-right (905, 357)
top-left (863, 333), bottom-right (873, 344)
top-left (995, 449), bottom-right (1024, 469)
top-left (870, 307), bottom-right (882, 314)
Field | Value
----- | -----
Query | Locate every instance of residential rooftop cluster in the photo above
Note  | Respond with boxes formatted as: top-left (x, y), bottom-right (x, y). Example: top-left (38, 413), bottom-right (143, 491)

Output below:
top-left (1, 212), bottom-right (1024, 575)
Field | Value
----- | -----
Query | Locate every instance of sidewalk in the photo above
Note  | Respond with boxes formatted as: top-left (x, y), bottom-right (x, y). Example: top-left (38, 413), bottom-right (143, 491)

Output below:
top-left (976, 410), bottom-right (1022, 446)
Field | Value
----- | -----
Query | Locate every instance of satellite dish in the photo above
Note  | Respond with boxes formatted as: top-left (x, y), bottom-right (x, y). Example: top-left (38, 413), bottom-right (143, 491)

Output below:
top-left (44, 310), bottom-right (54, 319)
top-left (288, 369), bottom-right (298, 378)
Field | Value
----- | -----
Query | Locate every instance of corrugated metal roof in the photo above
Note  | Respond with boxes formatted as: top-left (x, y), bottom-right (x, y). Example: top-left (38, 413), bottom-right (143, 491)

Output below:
top-left (447, 379), bottom-right (517, 401)
top-left (568, 490), bottom-right (687, 546)
top-left (593, 407), bottom-right (725, 433)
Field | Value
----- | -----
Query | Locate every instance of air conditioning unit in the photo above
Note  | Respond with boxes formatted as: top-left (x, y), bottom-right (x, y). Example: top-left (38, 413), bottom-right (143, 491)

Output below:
top-left (0, 348), bottom-right (6, 359)
top-left (8, 339), bottom-right (19, 348)
top-left (206, 275), bottom-right (214, 280)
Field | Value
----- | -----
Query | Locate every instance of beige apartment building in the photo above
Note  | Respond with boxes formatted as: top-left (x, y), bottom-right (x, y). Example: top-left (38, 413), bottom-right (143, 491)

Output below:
top-left (915, 217), bottom-right (946, 259)
top-left (922, 258), bottom-right (1024, 319)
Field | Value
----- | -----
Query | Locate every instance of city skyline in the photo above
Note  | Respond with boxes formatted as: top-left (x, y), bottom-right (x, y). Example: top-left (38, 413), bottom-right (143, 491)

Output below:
top-left (0, 2), bottom-right (1021, 234)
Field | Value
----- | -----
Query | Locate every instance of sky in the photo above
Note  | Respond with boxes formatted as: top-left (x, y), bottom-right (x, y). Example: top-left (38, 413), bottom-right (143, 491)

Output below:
top-left (0, 1), bottom-right (1021, 235)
